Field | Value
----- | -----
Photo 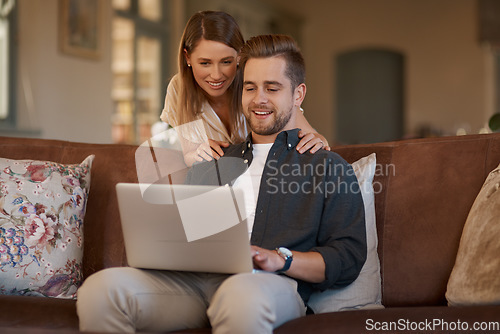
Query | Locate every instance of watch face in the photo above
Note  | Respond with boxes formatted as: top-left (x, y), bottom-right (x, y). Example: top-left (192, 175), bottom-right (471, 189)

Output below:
top-left (278, 247), bottom-right (293, 258)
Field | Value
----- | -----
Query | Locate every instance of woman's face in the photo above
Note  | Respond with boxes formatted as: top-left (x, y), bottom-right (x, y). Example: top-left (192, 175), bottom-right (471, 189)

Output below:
top-left (186, 39), bottom-right (239, 100)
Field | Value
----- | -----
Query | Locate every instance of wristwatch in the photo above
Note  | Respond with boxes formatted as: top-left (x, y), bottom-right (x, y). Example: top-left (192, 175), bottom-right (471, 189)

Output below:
top-left (275, 247), bottom-right (293, 273)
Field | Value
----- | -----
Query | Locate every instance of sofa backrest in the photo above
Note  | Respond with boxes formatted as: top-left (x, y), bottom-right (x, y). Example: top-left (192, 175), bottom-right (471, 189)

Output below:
top-left (334, 133), bottom-right (500, 307)
top-left (2, 133), bottom-right (499, 307)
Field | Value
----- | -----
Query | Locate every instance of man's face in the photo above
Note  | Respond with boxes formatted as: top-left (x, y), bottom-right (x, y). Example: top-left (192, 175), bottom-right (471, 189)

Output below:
top-left (242, 56), bottom-right (301, 138)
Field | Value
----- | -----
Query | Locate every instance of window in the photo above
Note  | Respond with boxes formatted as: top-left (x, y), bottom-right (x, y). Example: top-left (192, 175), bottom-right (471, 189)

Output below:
top-left (111, 0), bottom-right (168, 144)
top-left (0, 0), bottom-right (16, 129)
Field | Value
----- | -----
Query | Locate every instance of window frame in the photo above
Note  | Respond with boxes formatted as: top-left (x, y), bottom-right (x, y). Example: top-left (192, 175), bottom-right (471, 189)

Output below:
top-left (112, 0), bottom-right (170, 144)
top-left (0, 1), bottom-right (17, 131)
top-left (497, 51), bottom-right (500, 115)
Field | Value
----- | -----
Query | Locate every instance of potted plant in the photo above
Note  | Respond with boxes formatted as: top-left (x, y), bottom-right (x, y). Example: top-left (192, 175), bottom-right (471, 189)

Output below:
top-left (489, 113), bottom-right (500, 133)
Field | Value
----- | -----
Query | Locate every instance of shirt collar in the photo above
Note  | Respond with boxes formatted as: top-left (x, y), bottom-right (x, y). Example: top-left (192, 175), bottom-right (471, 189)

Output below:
top-left (241, 128), bottom-right (301, 156)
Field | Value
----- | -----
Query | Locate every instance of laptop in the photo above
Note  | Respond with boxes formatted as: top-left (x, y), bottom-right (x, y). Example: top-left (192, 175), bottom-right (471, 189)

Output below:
top-left (116, 183), bottom-right (254, 274)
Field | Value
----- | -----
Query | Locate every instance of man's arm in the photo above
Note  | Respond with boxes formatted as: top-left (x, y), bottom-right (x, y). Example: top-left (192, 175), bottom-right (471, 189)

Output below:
top-left (251, 246), bottom-right (325, 283)
top-left (309, 158), bottom-right (367, 290)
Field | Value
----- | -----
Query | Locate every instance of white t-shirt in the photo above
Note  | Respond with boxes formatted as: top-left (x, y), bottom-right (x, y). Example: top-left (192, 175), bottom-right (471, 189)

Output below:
top-left (232, 143), bottom-right (273, 239)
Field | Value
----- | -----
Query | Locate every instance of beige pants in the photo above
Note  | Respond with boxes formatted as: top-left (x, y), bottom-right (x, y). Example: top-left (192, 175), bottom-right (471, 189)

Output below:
top-left (76, 267), bottom-right (306, 333)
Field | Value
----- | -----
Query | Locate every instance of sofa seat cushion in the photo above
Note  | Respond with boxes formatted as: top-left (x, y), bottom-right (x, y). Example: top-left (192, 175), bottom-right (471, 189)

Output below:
top-left (274, 305), bottom-right (500, 334)
top-left (0, 295), bottom-right (78, 329)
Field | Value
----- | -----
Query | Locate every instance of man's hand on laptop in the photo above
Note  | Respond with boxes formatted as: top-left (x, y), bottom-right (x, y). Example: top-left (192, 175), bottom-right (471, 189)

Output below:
top-left (251, 246), bottom-right (287, 273)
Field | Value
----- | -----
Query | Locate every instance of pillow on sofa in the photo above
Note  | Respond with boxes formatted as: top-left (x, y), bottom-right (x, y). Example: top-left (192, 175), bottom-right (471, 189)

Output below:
top-left (0, 155), bottom-right (94, 299)
top-left (446, 162), bottom-right (500, 306)
top-left (308, 153), bottom-right (383, 313)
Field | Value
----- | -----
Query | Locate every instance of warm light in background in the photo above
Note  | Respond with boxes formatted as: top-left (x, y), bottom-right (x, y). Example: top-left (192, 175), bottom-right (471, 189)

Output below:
top-left (111, 0), bottom-right (165, 145)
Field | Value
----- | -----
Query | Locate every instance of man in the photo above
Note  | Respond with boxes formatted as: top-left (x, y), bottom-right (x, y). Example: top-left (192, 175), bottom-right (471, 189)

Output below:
top-left (77, 34), bottom-right (366, 334)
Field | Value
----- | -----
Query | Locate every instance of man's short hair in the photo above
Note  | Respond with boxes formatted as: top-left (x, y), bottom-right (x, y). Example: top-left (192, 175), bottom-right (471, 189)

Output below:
top-left (239, 34), bottom-right (305, 90)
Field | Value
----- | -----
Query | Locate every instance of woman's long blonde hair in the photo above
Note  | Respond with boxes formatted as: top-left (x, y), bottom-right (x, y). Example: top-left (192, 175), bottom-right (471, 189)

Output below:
top-left (177, 11), bottom-right (245, 138)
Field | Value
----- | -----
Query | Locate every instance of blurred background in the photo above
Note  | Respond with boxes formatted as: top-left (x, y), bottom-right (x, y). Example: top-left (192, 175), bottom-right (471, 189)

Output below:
top-left (0, 0), bottom-right (499, 146)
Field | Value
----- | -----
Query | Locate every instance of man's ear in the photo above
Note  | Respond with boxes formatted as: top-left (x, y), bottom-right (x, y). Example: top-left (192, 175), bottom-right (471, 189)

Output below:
top-left (294, 83), bottom-right (306, 107)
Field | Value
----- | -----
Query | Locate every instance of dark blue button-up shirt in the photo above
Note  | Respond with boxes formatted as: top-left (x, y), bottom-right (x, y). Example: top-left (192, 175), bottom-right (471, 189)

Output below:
top-left (186, 128), bottom-right (367, 302)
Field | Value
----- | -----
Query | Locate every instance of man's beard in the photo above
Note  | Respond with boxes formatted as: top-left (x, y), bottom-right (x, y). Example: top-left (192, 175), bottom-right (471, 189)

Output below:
top-left (246, 104), bottom-right (294, 136)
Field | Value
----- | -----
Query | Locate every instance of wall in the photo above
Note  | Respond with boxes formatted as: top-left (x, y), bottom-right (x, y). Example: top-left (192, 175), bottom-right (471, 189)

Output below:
top-left (184, 0), bottom-right (302, 41)
top-left (268, 0), bottom-right (495, 144)
top-left (7, 0), bottom-right (495, 145)
top-left (14, 0), bottom-right (113, 143)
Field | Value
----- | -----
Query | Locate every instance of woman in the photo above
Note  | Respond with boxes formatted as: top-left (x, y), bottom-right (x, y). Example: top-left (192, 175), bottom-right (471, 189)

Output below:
top-left (161, 11), bottom-right (328, 166)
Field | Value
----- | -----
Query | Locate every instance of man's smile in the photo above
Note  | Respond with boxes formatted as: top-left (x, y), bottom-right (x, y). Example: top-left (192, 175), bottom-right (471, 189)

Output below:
top-left (253, 110), bottom-right (273, 115)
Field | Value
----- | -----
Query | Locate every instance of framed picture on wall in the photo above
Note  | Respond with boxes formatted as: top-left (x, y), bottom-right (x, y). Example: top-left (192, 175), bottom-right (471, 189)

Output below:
top-left (59, 0), bottom-right (101, 60)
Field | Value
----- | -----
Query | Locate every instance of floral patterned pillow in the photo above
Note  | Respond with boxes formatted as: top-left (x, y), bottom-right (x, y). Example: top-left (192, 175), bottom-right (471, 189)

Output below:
top-left (0, 155), bottom-right (94, 299)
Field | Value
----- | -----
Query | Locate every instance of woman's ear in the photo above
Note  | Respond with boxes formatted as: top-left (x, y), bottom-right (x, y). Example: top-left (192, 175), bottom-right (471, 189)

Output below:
top-left (183, 48), bottom-right (191, 67)
top-left (294, 83), bottom-right (306, 107)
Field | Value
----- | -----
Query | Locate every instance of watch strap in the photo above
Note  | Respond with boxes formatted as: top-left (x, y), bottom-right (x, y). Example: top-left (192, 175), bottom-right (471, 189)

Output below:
top-left (276, 248), bottom-right (293, 273)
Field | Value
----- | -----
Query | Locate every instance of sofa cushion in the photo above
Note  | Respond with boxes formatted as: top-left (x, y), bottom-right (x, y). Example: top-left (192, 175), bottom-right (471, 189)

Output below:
top-left (446, 162), bottom-right (500, 306)
top-left (0, 155), bottom-right (94, 299)
top-left (0, 294), bottom-right (78, 329)
top-left (307, 153), bottom-right (382, 313)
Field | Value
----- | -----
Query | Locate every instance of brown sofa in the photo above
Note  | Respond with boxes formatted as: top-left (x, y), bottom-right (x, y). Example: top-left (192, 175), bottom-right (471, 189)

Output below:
top-left (0, 133), bottom-right (499, 333)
